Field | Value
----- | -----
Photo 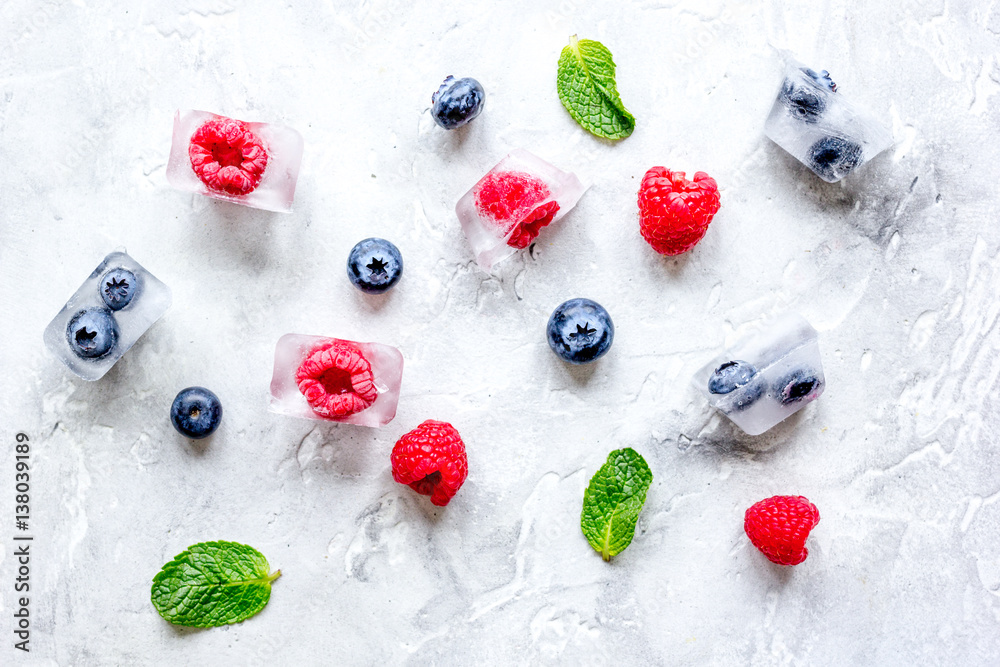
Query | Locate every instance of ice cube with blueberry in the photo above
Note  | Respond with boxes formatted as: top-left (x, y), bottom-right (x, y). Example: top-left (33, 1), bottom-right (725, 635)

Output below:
top-left (166, 110), bottom-right (304, 213)
top-left (455, 149), bottom-right (587, 272)
top-left (268, 334), bottom-right (403, 427)
top-left (44, 250), bottom-right (172, 381)
top-left (692, 313), bottom-right (825, 435)
top-left (764, 60), bottom-right (892, 183)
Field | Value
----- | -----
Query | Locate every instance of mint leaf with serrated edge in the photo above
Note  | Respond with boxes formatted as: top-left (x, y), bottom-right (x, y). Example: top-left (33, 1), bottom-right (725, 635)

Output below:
top-left (557, 35), bottom-right (635, 140)
top-left (581, 448), bottom-right (653, 561)
top-left (151, 540), bottom-right (280, 627)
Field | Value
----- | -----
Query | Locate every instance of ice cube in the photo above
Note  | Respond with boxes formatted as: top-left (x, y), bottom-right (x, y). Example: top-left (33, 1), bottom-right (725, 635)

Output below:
top-left (692, 313), bottom-right (825, 436)
top-left (455, 149), bottom-right (587, 271)
top-left (268, 334), bottom-right (403, 427)
top-left (166, 110), bottom-right (304, 213)
top-left (764, 61), bottom-right (892, 183)
top-left (44, 250), bottom-right (172, 381)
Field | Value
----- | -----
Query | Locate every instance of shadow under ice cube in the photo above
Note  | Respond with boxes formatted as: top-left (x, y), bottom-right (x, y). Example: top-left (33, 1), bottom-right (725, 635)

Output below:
top-left (44, 250), bottom-right (172, 381)
top-left (692, 313), bottom-right (825, 436)
top-left (764, 61), bottom-right (892, 183)
top-left (166, 110), bottom-right (304, 213)
top-left (455, 149), bottom-right (587, 272)
top-left (268, 334), bottom-right (403, 427)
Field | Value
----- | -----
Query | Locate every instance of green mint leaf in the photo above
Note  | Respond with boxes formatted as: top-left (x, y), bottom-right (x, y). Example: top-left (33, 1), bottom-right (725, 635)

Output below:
top-left (557, 35), bottom-right (635, 140)
top-left (581, 448), bottom-right (653, 561)
top-left (151, 540), bottom-right (280, 628)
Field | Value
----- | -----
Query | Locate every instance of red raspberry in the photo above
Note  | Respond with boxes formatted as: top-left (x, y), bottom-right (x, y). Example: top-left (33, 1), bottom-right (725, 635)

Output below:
top-left (744, 495), bottom-right (820, 566)
top-left (475, 171), bottom-right (561, 249)
top-left (637, 167), bottom-right (720, 255)
top-left (295, 341), bottom-right (377, 419)
top-left (391, 420), bottom-right (468, 507)
top-left (188, 118), bottom-right (269, 196)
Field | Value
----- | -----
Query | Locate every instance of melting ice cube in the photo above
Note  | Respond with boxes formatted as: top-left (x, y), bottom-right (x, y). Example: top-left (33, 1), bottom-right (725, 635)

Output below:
top-left (268, 334), bottom-right (403, 427)
top-left (764, 61), bottom-right (892, 183)
top-left (692, 313), bottom-right (825, 435)
top-left (44, 250), bottom-right (172, 381)
top-left (166, 110), bottom-right (304, 213)
top-left (455, 149), bottom-right (587, 271)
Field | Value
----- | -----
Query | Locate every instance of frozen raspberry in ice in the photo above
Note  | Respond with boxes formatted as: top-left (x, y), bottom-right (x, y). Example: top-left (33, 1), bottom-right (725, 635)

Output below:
top-left (295, 341), bottom-right (378, 419)
top-left (474, 171), bottom-right (560, 249)
top-left (455, 149), bottom-right (587, 272)
top-left (188, 118), bottom-right (269, 196)
top-left (268, 334), bottom-right (403, 427)
top-left (167, 110), bottom-right (304, 213)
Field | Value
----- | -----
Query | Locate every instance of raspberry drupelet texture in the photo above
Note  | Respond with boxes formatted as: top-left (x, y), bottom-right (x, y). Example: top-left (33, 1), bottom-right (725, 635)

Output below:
top-left (188, 118), bottom-right (269, 196)
top-left (295, 341), bottom-right (377, 419)
top-left (391, 420), bottom-right (468, 507)
top-left (744, 495), bottom-right (820, 566)
top-left (475, 171), bottom-right (561, 249)
top-left (637, 167), bottom-right (720, 255)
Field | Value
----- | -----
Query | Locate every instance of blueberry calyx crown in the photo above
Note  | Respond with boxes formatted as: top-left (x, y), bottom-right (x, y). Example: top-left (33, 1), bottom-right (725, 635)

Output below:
top-left (775, 370), bottom-right (823, 405)
top-left (66, 308), bottom-right (119, 359)
top-left (100, 268), bottom-right (138, 310)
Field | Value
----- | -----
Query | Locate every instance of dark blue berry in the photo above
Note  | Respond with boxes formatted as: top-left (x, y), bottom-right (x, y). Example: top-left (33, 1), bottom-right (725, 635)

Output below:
top-left (800, 67), bottom-right (836, 92)
top-left (779, 78), bottom-right (827, 123)
top-left (431, 76), bottom-right (485, 130)
top-left (170, 387), bottom-right (223, 439)
top-left (100, 268), bottom-right (138, 310)
top-left (66, 308), bottom-right (118, 359)
top-left (546, 298), bottom-right (614, 364)
top-left (808, 136), bottom-right (864, 181)
top-left (708, 360), bottom-right (757, 394)
top-left (774, 370), bottom-right (823, 405)
top-left (709, 360), bottom-right (764, 411)
top-left (347, 238), bottom-right (403, 294)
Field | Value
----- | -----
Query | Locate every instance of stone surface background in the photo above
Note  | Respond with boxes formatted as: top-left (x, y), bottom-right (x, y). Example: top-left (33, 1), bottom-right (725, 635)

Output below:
top-left (2, 0), bottom-right (1000, 664)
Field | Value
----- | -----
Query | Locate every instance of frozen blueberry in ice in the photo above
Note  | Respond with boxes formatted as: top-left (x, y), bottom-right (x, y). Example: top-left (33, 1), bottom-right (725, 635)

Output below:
top-left (431, 76), bottom-right (485, 130)
top-left (66, 309), bottom-right (119, 359)
top-left (779, 78), bottom-right (827, 123)
top-left (708, 360), bottom-right (758, 394)
top-left (100, 268), bottom-right (138, 311)
top-left (774, 370), bottom-right (822, 405)
top-left (807, 136), bottom-right (864, 181)
top-left (347, 238), bottom-right (403, 294)
top-left (170, 386), bottom-right (223, 439)
top-left (547, 298), bottom-right (614, 364)
top-left (801, 67), bottom-right (836, 92)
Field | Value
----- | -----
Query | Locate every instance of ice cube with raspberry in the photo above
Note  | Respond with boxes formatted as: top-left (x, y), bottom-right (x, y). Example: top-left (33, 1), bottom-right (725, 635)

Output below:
top-left (44, 250), bottom-right (172, 381)
top-left (166, 110), bottom-right (304, 213)
top-left (764, 59), bottom-right (892, 183)
top-left (267, 334), bottom-right (403, 427)
top-left (691, 313), bottom-right (825, 435)
top-left (455, 149), bottom-right (587, 271)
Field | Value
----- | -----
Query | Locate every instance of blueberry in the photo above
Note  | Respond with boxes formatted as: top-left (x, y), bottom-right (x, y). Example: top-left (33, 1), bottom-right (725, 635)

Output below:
top-left (100, 268), bottom-right (138, 310)
top-left (708, 360), bottom-right (758, 394)
top-left (170, 387), bottom-right (223, 439)
top-left (708, 360), bottom-right (765, 411)
top-left (347, 238), bottom-right (403, 294)
top-left (547, 298), bottom-right (614, 364)
top-left (66, 308), bottom-right (118, 359)
top-left (807, 136), bottom-right (864, 181)
top-left (779, 78), bottom-right (826, 122)
top-left (774, 370), bottom-right (823, 405)
top-left (800, 67), bottom-right (837, 92)
top-left (431, 76), bottom-right (485, 130)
